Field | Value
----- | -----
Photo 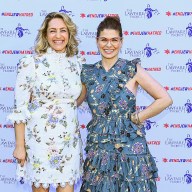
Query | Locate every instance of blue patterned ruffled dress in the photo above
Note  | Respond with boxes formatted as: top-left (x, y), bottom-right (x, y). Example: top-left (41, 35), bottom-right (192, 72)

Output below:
top-left (80, 58), bottom-right (158, 192)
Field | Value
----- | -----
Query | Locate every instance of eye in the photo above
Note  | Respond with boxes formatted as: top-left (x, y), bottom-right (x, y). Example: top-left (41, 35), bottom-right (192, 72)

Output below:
top-left (101, 38), bottom-right (107, 42)
top-left (112, 38), bottom-right (118, 42)
top-left (49, 30), bottom-right (56, 33)
top-left (61, 29), bottom-right (67, 33)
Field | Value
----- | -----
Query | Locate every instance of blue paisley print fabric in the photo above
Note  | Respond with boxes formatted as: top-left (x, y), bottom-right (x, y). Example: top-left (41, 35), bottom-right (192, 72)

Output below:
top-left (80, 58), bottom-right (158, 192)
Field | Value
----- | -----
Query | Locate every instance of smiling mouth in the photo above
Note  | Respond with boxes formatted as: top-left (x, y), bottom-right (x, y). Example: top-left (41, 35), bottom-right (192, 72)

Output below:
top-left (53, 40), bottom-right (64, 44)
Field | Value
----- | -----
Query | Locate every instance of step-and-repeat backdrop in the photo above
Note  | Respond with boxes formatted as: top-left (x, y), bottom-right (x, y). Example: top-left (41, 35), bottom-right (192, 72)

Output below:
top-left (0, 0), bottom-right (192, 192)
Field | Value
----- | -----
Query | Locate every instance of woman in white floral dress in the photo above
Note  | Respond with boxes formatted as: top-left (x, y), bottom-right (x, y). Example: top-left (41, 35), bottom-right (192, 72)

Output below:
top-left (7, 12), bottom-right (85, 192)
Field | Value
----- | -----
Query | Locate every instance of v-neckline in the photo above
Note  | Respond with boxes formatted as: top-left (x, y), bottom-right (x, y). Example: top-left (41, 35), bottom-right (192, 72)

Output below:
top-left (100, 58), bottom-right (119, 73)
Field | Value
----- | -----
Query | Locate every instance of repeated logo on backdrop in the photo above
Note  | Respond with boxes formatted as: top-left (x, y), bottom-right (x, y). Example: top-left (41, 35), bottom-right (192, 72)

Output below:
top-left (125, 4), bottom-right (160, 19)
top-left (165, 58), bottom-right (192, 73)
top-left (164, 171), bottom-right (192, 184)
top-left (0, 23), bottom-right (30, 38)
top-left (40, 6), bottom-right (74, 17)
top-left (124, 43), bottom-right (159, 58)
top-left (165, 134), bottom-right (192, 148)
top-left (166, 23), bottom-right (192, 37)
top-left (0, 63), bottom-right (17, 73)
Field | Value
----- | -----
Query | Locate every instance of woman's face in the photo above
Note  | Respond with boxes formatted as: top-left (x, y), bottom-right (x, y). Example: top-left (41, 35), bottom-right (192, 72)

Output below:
top-left (46, 18), bottom-right (69, 53)
top-left (97, 29), bottom-right (122, 60)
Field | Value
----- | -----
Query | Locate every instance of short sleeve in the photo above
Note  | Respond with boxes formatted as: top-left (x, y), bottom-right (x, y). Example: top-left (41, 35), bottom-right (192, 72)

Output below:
top-left (81, 64), bottom-right (94, 85)
top-left (127, 58), bottom-right (141, 78)
top-left (7, 55), bottom-right (35, 124)
top-left (77, 54), bottom-right (86, 72)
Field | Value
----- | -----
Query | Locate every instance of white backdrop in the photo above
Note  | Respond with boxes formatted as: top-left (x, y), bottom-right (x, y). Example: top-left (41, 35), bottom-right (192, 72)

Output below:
top-left (0, 0), bottom-right (192, 192)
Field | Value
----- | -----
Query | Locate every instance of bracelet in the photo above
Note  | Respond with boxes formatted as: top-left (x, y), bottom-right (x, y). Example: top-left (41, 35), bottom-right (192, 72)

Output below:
top-left (131, 111), bottom-right (142, 125)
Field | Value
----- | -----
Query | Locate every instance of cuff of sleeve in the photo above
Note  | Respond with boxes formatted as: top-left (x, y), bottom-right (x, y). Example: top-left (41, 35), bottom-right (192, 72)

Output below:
top-left (7, 108), bottom-right (31, 124)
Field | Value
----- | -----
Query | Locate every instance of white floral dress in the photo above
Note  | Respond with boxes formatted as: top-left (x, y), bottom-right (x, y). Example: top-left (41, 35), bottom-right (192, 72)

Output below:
top-left (8, 48), bottom-right (85, 189)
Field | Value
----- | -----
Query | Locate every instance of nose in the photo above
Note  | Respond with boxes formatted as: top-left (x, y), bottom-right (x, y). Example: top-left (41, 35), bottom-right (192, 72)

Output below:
top-left (105, 40), bottom-right (112, 46)
top-left (56, 31), bottom-right (61, 38)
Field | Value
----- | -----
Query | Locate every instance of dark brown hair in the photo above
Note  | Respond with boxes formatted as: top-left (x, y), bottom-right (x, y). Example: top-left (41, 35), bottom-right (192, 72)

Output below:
top-left (96, 16), bottom-right (122, 38)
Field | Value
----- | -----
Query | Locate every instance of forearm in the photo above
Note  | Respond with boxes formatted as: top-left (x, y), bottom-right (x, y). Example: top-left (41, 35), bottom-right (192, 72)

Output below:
top-left (14, 123), bottom-right (25, 147)
top-left (139, 96), bottom-right (173, 122)
top-left (77, 84), bottom-right (87, 107)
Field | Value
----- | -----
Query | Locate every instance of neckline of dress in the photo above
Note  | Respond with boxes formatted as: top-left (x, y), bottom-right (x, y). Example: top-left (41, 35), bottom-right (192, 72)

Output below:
top-left (47, 47), bottom-right (66, 57)
top-left (100, 58), bottom-right (120, 73)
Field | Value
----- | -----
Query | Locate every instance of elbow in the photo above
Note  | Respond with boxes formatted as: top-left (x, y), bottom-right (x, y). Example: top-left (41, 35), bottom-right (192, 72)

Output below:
top-left (165, 95), bottom-right (173, 107)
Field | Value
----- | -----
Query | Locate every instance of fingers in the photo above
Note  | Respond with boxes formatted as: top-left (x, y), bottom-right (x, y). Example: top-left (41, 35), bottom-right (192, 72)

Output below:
top-left (20, 159), bottom-right (25, 167)
top-left (16, 158), bottom-right (25, 167)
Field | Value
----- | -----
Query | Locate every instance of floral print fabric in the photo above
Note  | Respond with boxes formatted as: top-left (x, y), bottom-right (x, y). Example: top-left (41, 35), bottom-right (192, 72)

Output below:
top-left (80, 58), bottom-right (158, 192)
top-left (7, 48), bottom-right (85, 189)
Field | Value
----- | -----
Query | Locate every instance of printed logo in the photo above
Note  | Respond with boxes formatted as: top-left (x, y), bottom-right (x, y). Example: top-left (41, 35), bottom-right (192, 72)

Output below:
top-left (79, 50), bottom-right (100, 56)
top-left (0, 159), bottom-right (16, 163)
top-left (164, 123), bottom-right (192, 128)
top-left (184, 171), bottom-right (192, 184)
top-left (0, 175), bottom-right (17, 184)
top-left (186, 23), bottom-right (192, 37)
top-left (80, 13), bottom-right (118, 18)
top-left (186, 58), bottom-right (192, 72)
top-left (166, 11), bottom-right (192, 17)
top-left (0, 87), bottom-right (14, 91)
top-left (0, 124), bottom-right (14, 128)
top-left (165, 171), bottom-right (192, 184)
top-left (165, 134), bottom-right (192, 148)
top-left (144, 43), bottom-right (159, 57)
top-left (147, 140), bottom-right (160, 145)
top-left (0, 139), bottom-right (15, 148)
top-left (40, 6), bottom-right (74, 17)
top-left (125, 4), bottom-right (160, 19)
top-left (0, 104), bottom-right (13, 113)
top-left (124, 43), bottom-right (159, 58)
top-left (166, 23), bottom-right (192, 37)
top-left (1, 12), bottom-right (33, 17)
top-left (163, 158), bottom-right (192, 163)
top-left (123, 30), bottom-right (162, 36)
top-left (0, 63), bottom-right (17, 73)
top-left (185, 99), bottom-right (192, 113)
top-left (164, 86), bottom-right (192, 91)
top-left (59, 6), bottom-right (74, 16)
top-left (164, 49), bottom-right (192, 54)
top-left (0, 49), bottom-right (33, 54)
top-left (144, 120), bottom-right (158, 130)
top-left (80, 29), bottom-right (97, 38)
top-left (166, 100), bottom-right (192, 113)
top-left (0, 23), bottom-right (30, 38)
top-left (165, 59), bottom-right (192, 73)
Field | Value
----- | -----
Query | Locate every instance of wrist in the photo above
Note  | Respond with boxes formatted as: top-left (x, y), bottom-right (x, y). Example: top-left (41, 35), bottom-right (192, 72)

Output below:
top-left (131, 111), bottom-right (142, 125)
top-left (15, 144), bottom-right (25, 148)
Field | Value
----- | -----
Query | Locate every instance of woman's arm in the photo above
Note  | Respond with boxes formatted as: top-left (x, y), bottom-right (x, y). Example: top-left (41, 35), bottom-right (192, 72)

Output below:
top-left (77, 84), bottom-right (87, 107)
top-left (13, 123), bottom-right (26, 167)
top-left (134, 64), bottom-right (173, 123)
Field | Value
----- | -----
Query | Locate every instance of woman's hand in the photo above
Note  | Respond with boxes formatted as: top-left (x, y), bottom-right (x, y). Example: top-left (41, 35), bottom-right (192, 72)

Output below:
top-left (13, 145), bottom-right (26, 167)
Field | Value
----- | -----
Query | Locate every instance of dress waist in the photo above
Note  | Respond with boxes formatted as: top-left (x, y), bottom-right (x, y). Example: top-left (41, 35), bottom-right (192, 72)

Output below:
top-left (92, 112), bottom-right (132, 120)
top-left (31, 98), bottom-right (76, 105)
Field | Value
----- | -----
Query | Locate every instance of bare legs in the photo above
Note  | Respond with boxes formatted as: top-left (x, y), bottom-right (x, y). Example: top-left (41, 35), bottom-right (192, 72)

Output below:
top-left (32, 185), bottom-right (49, 192)
top-left (32, 184), bottom-right (74, 192)
top-left (56, 184), bottom-right (74, 192)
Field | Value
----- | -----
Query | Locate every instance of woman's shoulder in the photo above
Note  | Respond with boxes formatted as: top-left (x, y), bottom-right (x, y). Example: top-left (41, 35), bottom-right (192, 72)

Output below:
top-left (125, 58), bottom-right (141, 65)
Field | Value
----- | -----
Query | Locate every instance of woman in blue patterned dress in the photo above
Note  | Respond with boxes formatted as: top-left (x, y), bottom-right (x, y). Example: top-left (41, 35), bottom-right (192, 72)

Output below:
top-left (8, 12), bottom-right (85, 192)
top-left (80, 16), bottom-right (173, 192)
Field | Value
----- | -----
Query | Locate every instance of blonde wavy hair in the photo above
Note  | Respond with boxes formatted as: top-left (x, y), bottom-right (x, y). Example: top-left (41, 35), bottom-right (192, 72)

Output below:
top-left (35, 12), bottom-right (79, 57)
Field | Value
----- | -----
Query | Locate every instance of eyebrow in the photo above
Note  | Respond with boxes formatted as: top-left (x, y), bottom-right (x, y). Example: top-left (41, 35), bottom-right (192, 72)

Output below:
top-left (48, 27), bottom-right (68, 30)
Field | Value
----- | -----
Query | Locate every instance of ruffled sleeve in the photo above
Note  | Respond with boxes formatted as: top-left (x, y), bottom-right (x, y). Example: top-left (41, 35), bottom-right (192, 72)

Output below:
top-left (7, 55), bottom-right (35, 124)
top-left (127, 58), bottom-right (141, 78)
top-left (81, 64), bottom-right (95, 85)
top-left (76, 54), bottom-right (86, 73)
